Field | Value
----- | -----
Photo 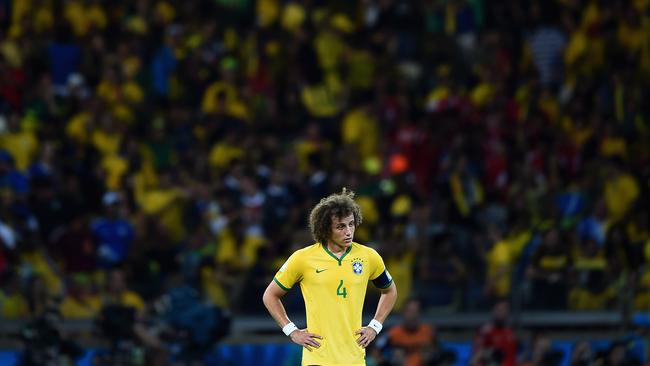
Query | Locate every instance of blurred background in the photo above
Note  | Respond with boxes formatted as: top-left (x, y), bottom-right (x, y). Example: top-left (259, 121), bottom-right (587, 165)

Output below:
top-left (0, 0), bottom-right (649, 365)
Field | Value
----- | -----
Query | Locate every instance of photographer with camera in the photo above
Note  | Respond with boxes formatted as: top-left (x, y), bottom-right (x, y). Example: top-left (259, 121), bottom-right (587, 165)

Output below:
top-left (18, 307), bottom-right (83, 366)
top-left (93, 269), bottom-right (230, 365)
top-left (147, 271), bottom-right (230, 365)
top-left (93, 268), bottom-right (149, 365)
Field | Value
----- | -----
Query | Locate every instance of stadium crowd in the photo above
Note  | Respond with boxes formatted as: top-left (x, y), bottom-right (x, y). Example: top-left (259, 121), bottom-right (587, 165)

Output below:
top-left (0, 0), bottom-right (649, 363)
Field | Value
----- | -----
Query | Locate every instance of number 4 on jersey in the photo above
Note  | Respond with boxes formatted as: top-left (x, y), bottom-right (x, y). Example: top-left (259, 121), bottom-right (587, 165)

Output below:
top-left (337, 279), bottom-right (347, 298)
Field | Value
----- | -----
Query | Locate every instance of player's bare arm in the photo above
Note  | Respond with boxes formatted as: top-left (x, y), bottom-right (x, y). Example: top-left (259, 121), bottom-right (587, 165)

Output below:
top-left (262, 280), bottom-right (323, 351)
top-left (356, 281), bottom-right (397, 348)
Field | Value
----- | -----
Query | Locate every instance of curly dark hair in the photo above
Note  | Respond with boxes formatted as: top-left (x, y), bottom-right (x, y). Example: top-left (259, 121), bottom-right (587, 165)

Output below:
top-left (309, 188), bottom-right (363, 245)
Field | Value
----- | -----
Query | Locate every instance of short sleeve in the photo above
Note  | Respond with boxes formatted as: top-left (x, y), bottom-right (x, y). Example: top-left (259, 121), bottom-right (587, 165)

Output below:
top-left (368, 248), bottom-right (393, 289)
top-left (273, 252), bottom-right (303, 291)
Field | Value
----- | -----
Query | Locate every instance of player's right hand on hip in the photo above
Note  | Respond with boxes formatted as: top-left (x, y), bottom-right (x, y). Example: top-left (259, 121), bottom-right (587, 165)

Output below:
top-left (289, 329), bottom-right (322, 352)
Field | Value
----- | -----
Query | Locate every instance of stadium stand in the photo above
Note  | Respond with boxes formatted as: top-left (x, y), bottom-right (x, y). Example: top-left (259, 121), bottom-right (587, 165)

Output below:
top-left (0, 0), bottom-right (649, 364)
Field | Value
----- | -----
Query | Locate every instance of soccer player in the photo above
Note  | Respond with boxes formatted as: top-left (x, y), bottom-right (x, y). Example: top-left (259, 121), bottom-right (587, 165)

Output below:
top-left (263, 188), bottom-right (397, 365)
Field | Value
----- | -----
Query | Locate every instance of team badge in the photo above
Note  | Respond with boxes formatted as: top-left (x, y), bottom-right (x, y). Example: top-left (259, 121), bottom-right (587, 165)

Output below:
top-left (352, 259), bottom-right (363, 275)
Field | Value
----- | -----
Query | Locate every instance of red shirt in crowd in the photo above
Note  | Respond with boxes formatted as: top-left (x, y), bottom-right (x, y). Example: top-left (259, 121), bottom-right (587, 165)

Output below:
top-left (473, 323), bottom-right (517, 366)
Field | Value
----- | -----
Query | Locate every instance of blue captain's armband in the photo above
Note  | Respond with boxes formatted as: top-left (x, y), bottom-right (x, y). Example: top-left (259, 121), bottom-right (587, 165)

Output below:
top-left (372, 270), bottom-right (393, 289)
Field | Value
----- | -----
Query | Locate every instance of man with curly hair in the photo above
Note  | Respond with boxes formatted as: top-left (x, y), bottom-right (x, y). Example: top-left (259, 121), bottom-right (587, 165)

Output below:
top-left (263, 188), bottom-right (397, 366)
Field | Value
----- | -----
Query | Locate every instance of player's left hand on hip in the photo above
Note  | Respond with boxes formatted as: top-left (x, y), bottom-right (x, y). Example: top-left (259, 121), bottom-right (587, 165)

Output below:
top-left (355, 327), bottom-right (377, 348)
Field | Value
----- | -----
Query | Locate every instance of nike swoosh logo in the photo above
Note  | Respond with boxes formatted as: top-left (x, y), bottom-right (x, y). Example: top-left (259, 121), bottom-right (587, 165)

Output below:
top-left (316, 269), bottom-right (328, 273)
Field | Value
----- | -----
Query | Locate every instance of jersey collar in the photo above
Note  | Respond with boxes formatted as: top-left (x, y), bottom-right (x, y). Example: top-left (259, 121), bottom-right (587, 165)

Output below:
top-left (321, 243), bottom-right (352, 266)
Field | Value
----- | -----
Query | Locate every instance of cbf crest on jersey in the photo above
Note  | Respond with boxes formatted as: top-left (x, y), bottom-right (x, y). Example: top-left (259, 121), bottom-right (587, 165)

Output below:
top-left (352, 258), bottom-right (363, 275)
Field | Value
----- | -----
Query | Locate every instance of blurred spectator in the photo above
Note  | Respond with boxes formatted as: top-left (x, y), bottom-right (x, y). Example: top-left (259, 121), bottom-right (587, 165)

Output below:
top-left (0, 149), bottom-right (28, 197)
top-left (213, 217), bottom-right (266, 309)
top-left (526, 229), bottom-right (571, 310)
top-left (520, 331), bottom-right (564, 366)
top-left (604, 162), bottom-right (639, 224)
top-left (484, 226), bottom-right (513, 303)
top-left (150, 30), bottom-right (177, 100)
top-left (48, 212), bottom-right (95, 274)
top-left (102, 268), bottom-right (145, 314)
top-left (341, 93), bottom-right (380, 162)
top-left (386, 298), bottom-right (441, 366)
top-left (60, 274), bottom-right (101, 319)
top-left (25, 274), bottom-right (50, 317)
top-left (0, 114), bottom-right (38, 172)
top-left (383, 226), bottom-right (417, 312)
top-left (418, 233), bottom-right (466, 309)
top-left (215, 217), bottom-right (265, 274)
top-left (577, 200), bottom-right (608, 248)
top-left (569, 237), bottom-right (616, 311)
top-left (527, 3), bottom-right (567, 87)
top-left (472, 301), bottom-right (517, 366)
top-left (19, 241), bottom-right (63, 300)
top-left (152, 273), bottom-right (229, 363)
top-left (92, 191), bottom-right (134, 269)
top-left (48, 24), bottom-right (82, 96)
top-left (570, 341), bottom-right (594, 366)
top-left (0, 270), bottom-right (28, 319)
top-left (262, 169), bottom-right (297, 236)
top-left (602, 340), bottom-right (643, 366)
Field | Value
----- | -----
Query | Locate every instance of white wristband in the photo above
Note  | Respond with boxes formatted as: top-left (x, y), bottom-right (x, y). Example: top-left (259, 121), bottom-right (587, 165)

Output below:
top-left (368, 319), bottom-right (383, 334)
top-left (282, 322), bottom-right (298, 336)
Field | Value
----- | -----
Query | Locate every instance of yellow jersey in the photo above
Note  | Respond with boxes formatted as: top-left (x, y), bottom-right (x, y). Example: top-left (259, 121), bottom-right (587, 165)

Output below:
top-left (274, 242), bottom-right (393, 366)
